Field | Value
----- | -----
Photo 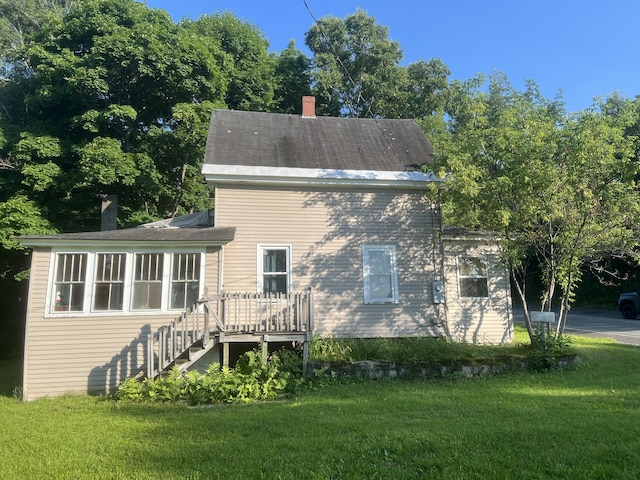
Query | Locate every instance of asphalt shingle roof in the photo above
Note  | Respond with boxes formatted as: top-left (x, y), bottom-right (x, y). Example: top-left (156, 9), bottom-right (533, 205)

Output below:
top-left (19, 226), bottom-right (236, 244)
top-left (203, 110), bottom-right (435, 172)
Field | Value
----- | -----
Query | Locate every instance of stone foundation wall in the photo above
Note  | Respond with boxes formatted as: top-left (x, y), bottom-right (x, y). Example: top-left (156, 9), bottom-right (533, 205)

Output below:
top-left (308, 354), bottom-right (579, 380)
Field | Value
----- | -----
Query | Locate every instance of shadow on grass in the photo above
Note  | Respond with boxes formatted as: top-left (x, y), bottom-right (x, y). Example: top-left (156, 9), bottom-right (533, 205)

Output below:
top-left (0, 358), bottom-right (21, 398)
top-left (0, 338), bottom-right (637, 478)
top-left (102, 339), bottom-right (640, 479)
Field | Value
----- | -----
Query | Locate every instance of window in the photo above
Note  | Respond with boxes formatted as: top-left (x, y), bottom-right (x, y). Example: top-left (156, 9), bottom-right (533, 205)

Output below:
top-left (258, 245), bottom-right (291, 294)
top-left (363, 245), bottom-right (398, 304)
top-left (53, 253), bottom-right (87, 311)
top-left (93, 253), bottom-right (125, 311)
top-left (48, 250), bottom-right (203, 314)
top-left (132, 253), bottom-right (163, 310)
top-left (458, 257), bottom-right (489, 298)
top-left (171, 253), bottom-right (201, 309)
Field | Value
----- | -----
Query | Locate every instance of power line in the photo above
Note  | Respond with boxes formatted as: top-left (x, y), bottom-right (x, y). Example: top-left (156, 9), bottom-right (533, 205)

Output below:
top-left (302, 0), bottom-right (375, 118)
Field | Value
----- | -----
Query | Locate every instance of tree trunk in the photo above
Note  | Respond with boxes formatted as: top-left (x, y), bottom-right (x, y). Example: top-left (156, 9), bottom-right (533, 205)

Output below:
top-left (511, 264), bottom-right (535, 340)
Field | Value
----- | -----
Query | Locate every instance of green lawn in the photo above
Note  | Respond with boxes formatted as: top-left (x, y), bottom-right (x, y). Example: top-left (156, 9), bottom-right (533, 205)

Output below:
top-left (1, 334), bottom-right (639, 479)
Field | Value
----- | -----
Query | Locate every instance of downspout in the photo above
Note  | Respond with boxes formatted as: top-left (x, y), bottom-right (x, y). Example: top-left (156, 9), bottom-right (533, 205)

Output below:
top-left (435, 186), bottom-right (448, 329)
top-left (424, 185), bottom-right (447, 330)
top-left (218, 245), bottom-right (225, 294)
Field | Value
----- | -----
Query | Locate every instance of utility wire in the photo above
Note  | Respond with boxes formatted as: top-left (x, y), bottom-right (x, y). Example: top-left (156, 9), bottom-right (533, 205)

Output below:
top-left (302, 0), bottom-right (375, 119)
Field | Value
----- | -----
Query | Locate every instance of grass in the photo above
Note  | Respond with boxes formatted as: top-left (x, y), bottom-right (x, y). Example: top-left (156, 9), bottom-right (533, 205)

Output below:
top-left (1, 330), bottom-right (639, 479)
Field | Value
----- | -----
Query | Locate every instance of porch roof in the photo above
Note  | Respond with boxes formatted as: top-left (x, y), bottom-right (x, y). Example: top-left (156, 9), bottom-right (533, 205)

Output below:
top-left (18, 226), bottom-right (236, 247)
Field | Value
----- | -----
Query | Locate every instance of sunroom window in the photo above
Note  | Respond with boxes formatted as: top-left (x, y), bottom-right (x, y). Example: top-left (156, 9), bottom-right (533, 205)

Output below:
top-left (132, 253), bottom-right (163, 310)
top-left (53, 253), bottom-right (87, 312)
top-left (49, 251), bottom-right (203, 314)
top-left (170, 253), bottom-right (201, 309)
top-left (93, 253), bottom-right (125, 311)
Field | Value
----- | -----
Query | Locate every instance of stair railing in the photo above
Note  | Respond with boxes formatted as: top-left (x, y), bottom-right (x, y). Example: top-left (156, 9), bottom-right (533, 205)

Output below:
top-left (147, 302), bottom-right (207, 378)
top-left (146, 289), bottom-right (313, 378)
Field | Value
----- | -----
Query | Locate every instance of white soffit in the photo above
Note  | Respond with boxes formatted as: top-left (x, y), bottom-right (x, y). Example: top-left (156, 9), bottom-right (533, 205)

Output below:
top-left (202, 164), bottom-right (441, 188)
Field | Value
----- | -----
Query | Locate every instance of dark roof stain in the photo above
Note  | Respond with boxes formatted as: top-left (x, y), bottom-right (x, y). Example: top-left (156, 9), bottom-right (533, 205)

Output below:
top-left (203, 110), bottom-right (435, 172)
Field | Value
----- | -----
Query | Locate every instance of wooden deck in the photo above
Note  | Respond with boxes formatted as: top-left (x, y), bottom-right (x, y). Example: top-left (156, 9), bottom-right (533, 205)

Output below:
top-left (147, 290), bottom-right (314, 378)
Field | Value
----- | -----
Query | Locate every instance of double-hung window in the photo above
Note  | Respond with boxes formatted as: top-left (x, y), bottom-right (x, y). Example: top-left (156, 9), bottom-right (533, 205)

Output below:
top-left (457, 257), bottom-right (489, 298)
top-left (171, 253), bottom-right (201, 309)
top-left (363, 245), bottom-right (399, 304)
top-left (132, 253), bottom-right (163, 310)
top-left (93, 253), bottom-right (125, 311)
top-left (258, 245), bottom-right (291, 294)
top-left (53, 253), bottom-right (87, 311)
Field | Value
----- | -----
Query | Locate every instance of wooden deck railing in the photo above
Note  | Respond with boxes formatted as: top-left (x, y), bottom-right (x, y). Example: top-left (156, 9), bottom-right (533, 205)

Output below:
top-left (146, 290), bottom-right (314, 378)
top-left (213, 290), bottom-right (314, 333)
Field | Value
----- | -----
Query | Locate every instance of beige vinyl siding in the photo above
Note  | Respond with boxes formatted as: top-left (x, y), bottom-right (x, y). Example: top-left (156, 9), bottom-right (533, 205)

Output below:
top-left (442, 241), bottom-right (513, 344)
top-left (214, 185), bottom-right (442, 338)
top-left (22, 247), bottom-right (221, 401)
top-left (205, 246), bottom-right (221, 295)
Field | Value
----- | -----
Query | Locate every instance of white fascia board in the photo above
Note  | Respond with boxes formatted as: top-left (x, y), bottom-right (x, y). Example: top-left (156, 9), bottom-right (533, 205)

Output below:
top-left (202, 164), bottom-right (442, 189)
top-left (18, 239), bottom-right (230, 249)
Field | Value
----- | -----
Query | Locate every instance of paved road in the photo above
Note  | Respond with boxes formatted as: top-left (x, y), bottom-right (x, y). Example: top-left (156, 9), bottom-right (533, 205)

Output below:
top-left (513, 307), bottom-right (640, 346)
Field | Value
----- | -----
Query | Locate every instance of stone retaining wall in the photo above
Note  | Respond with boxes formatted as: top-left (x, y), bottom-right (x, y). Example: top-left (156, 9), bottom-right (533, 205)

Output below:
top-left (308, 354), bottom-right (579, 380)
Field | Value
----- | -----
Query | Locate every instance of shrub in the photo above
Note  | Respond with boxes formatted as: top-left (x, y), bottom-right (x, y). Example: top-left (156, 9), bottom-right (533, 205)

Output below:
top-left (528, 330), bottom-right (574, 371)
top-left (117, 346), bottom-right (304, 405)
top-left (309, 335), bottom-right (524, 363)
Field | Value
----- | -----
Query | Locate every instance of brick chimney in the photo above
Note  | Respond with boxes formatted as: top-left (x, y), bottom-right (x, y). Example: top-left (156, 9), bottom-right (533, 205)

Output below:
top-left (301, 96), bottom-right (316, 118)
top-left (100, 195), bottom-right (118, 231)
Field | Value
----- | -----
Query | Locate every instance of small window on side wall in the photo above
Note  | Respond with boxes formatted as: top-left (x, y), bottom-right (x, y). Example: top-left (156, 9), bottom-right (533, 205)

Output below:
top-left (258, 245), bottom-right (291, 294)
top-left (363, 245), bottom-right (399, 304)
top-left (458, 257), bottom-right (489, 298)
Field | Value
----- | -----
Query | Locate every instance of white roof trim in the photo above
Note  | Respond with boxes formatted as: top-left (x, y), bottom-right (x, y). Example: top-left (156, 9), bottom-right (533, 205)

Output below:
top-left (202, 164), bottom-right (441, 188)
top-left (19, 239), bottom-right (230, 249)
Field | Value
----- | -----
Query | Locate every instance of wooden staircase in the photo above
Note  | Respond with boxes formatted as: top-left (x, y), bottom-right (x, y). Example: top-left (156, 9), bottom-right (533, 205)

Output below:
top-left (172, 336), bottom-right (219, 371)
top-left (146, 290), bottom-right (314, 379)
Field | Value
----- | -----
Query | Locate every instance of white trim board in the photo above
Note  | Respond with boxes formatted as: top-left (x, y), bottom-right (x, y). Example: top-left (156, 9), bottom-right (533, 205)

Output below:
top-left (202, 164), bottom-right (442, 189)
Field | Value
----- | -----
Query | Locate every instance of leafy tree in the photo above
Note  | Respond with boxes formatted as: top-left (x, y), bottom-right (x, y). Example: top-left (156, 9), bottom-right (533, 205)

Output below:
top-left (272, 40), bottom-right (312, 114)
top-left (304, 10), bottom-right (450, 121)
top-left (545, 104), bottom-right (640, 333)
top-left (305, 9), bottom-right (404, 117)
top-left (0, 195), bottom-right (56, 279)
top-left (0, 0), bottom-right (75, 72)
top-left (184, 12), bottom-right (276, 112)
top-left (388, 58), bottom-right (451, 121)
top-left (1, 0), bottom-right (228, 231)
top-left (435, 74), bottom-right (640, 338)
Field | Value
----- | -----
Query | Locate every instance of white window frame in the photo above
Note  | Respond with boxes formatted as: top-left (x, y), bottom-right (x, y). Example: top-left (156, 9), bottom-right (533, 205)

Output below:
top-left (52, 252), bottom-right (87, 312)
top-left (457, 256), bottom-right (489, 298)
top-left (46, 249), bottom-right (205, 316)
top-left (170, 252), bottom-right (202, 310)
top-left (363, 244), bottom-right (399, 304)
top-left (131, 252), bottom-right (165, 311)
top-left (93, 252), bottom-right (126, 311)
top-left (257, 244), bottom-right (292, 294)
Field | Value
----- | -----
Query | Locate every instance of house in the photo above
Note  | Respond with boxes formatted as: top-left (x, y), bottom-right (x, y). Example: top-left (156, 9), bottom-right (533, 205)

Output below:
top-left (17, 97), bottom-right (513, 401)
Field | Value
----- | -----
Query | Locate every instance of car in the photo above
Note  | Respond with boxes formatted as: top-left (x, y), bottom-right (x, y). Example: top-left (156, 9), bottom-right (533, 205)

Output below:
top-left (618, 291), bottom-right (640, 319)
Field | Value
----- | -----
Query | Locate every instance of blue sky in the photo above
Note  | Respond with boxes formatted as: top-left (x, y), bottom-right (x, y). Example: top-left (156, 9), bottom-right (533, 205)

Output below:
top-left (141, 0), bottom-right (640, 114)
